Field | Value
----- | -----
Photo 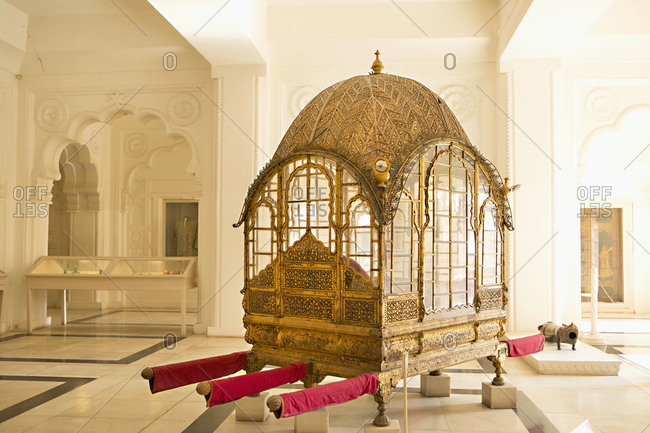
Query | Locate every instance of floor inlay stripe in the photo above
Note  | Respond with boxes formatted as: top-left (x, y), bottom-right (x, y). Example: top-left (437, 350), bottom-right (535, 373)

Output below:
top-left (0, 337), bottom-right (184, 364)
top-left (0, 375), bottom-right (95, 422)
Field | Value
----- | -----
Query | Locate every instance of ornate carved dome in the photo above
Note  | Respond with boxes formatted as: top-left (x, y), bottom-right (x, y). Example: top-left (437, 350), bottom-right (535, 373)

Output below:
top-left (235, 71), bottom-right (513, 229)
top-left (275, 73), bottom-right (470, 180)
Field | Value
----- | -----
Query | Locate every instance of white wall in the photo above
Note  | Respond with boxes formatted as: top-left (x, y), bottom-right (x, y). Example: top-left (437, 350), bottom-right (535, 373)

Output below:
top-left (2, 0), bottom-right (648, 337)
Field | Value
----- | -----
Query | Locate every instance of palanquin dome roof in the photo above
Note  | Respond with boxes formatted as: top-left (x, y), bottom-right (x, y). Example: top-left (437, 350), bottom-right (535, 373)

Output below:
top-left (235, 58), bottom-right (513, 229)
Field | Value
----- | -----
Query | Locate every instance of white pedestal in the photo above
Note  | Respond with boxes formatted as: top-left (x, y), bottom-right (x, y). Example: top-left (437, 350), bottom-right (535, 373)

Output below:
top-left (294, 407), bottom-right (328, 433)
top-left (235, 392), bottom-right (270, 422)
top-left (420, 373), bottom-right (451, 397)
top-left (581, 332), bottom-right (607, 346)
top-left (482, 381), bottom-right (517, 409)
top-left (523, 341), bottom-right (621, 376)
top-left (364, 419), bottom-right (401, 433)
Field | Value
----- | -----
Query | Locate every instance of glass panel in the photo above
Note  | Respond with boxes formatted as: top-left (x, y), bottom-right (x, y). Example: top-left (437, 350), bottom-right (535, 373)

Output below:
top-left (451, 193), bottom-right (467, 217)
top-left (435, 250), bottom-right (449, 267)
top-left (435, 216), bottom-right (449, 241)
top-left (289, 203), bottom-right (307, 227)
top-left (114, 259), bottom-right (189, 275)
top-left (434, 268), bottom-right (449, 294)
top-left (424, 282), bottom-right (433, 311)
top-left (256, 254), bottom-right (271, 272)
top-left (423, 254), bottom-right (433, 282)
top-left (424, 229), bottom-right (433, 254)
top-left (392, 256), bottom-right (412, 293)
top-left (484, 231), bottom-right (497, 253)
top-left (483, 207), bottom-right (497, 230)
top-left (434, 164), bottom-right (449, 190)
top-left (434, 295), bottom-right (450, 310)
top-left (451, 243), bottom-right (467, 265)
top-left (483, 261), bottom-right (497, 278)
top-left (59, 259), bottom-right (113, 274)
top-left (434, 189), bottom-right (449, 214)
top-left (31, 259), bottom-right (113, 275)
top-left (452, 293), bottom-right (466, 306)
top-left (451, 167), bottom-right (467, 192)
top-left (483, 274), bottom-right (497, 284)
top-left (255, 229), bottom-right (273, 253)
top-left (468, 234), bottom-right (476, 254)
top-left (436, 150), bottom-right (450, 165)
top-left (464, 152), bottom-right (475, 167)
top-left (405, 170), bottom-right (420, 197)
top-left (468, 278), bottom-right (476, 303)
top-left (451, 219), bottom-right (467, 242)
top-left (580, 207), bottom-right (624, 302)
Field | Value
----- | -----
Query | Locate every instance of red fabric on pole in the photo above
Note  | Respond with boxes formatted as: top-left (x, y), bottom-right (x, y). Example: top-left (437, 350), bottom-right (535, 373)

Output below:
top-left (149, 352), bottom-right (247, 393)
top-left (206, 362), bottom-right (307, 407)
top-left (502, 334), bottom-right (545, 357)
top-left (276, 372), bottom-right (379, 418)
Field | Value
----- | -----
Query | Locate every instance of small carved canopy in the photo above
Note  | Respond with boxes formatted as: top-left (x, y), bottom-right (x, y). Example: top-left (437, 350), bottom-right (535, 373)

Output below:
top-left (235, 72), bottom-right (513, 229)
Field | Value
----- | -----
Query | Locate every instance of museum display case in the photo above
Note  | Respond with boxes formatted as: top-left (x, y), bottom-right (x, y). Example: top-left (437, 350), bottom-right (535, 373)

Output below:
top-left (26, 256), bottom-right (197, 335)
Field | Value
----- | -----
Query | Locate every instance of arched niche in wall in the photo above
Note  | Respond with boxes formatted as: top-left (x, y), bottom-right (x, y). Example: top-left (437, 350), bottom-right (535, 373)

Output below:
top-left (48, 143), bottom-right (100, 257)
top-left (47, 143), bottom-right (100, 309)
top-left (34, 100), bottom-right (204, 313)
top-left (578, 105), bottom-right (650, 190)
top-left (114, 114), bottom-right (197, 258)
top-left (577, 105), bottom-right (650, 313)
top-left (37, 105), bottom-right (203, 257)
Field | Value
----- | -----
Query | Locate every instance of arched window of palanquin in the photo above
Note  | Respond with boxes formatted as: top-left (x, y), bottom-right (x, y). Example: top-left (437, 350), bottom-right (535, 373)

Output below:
top-left (478, 196), bottom-right (503, 286)
top-left (343, 196), bottom-right (378, 284)
top-left (422, 145), bottom-right (476, 312)
top-left (385, 168), bottom-right (420, 294)
top-left (247, 198), bottom-right (277, 281)
top-left (283, 157), bottom-right (335, 252)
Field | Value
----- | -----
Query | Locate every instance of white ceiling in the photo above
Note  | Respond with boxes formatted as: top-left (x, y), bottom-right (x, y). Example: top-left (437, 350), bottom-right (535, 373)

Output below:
top-left (5, 0), bottom-right (210, 74)
top-left (6, 0), bottom-right (154, 16)
top-left (3, 0), bottom-right (649, 76)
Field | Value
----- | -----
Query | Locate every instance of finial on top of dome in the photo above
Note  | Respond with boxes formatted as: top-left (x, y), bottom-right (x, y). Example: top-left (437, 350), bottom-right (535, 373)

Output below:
top-left (370, 50), bottom-right (383, 74)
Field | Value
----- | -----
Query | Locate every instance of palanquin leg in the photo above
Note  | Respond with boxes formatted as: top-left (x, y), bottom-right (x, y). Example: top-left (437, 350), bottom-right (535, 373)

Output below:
top-left (487, 341), bottom-right (509, 386)
top-left (372, 376), bottom-right (395, 427)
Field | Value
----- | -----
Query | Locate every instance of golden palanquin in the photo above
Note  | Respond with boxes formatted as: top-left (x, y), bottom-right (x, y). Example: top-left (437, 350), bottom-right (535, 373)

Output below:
top-left (234, 59), bottom-right (514, 409)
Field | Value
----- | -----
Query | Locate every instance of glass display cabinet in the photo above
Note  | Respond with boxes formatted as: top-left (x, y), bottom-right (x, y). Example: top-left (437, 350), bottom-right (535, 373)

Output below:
top-left (26, 256), bottom-right (197, 335)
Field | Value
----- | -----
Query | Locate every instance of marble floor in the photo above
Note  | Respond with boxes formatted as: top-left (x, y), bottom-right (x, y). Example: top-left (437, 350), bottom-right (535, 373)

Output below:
top-left (0, 310), bottom-right (648, 433)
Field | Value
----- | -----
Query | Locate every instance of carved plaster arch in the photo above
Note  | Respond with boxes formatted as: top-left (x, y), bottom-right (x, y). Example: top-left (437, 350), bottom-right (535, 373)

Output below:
top-left (55, 144), bottom-right (100, 212)
top-left (120, 139), bottom-right (192, 212)
top-left (577, 105), bottom-right (650, 188)
top-left (37, 105), bottom-right (202, 185)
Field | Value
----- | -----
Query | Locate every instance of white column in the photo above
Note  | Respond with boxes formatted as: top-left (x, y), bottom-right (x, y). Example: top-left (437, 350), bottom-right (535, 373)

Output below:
top-left (502, 59), bottom-right (558, 331)
top-left (206, 65), bottom-right (266, 337)
top-left (582, 215), bottom-right (606, 345)
top-left (503, 70), bottom-right (516, 332)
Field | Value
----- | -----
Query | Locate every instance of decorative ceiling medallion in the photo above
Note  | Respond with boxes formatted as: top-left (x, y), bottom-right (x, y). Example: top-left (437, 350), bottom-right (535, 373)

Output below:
top-left (36, 99), bottom-right (68, 132)
top-left (584, 88), bottom-right (618, 123)
top-left (439, 85), bottom-right (477, 122)
top-left (124, 133), bottom-right (149, 158)
top-left (167, 93), bottom-right (200, 126)
top-left (290, 86), bottom-right (321, 119)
